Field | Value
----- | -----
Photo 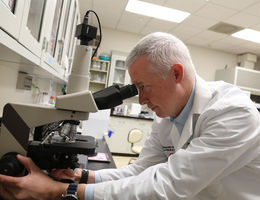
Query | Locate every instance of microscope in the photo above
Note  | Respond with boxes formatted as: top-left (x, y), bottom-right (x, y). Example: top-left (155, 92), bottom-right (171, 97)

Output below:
top-left (0, 10), bottom-right (137, 176)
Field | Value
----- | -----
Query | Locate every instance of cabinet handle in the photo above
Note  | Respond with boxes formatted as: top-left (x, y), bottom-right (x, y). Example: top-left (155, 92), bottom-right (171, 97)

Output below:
top-left (42, 37), bottom-right (46, 50)
top-left (42, 37), bottom-right (49, 52)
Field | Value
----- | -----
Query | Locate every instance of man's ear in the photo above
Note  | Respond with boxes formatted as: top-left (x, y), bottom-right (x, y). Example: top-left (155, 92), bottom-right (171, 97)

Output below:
top-left (170, 64), bottom-right (183, 83)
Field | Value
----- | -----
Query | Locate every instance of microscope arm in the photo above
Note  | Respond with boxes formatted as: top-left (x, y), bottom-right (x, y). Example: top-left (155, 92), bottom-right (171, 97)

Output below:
top-left (0, 97), bottom-right (97, 159)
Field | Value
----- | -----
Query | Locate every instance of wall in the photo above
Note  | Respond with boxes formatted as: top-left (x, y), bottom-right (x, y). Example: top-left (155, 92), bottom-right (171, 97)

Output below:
top-left (0, 64), bottom-right (33, 116)
top-left (0, 62), bottom-right (62, 117)
top-left (188, 45), bottom-right (238, 81)
top-left (255, 58), bottom-right (260, 71)
top-left (99, 28), bottom-right (238, 82)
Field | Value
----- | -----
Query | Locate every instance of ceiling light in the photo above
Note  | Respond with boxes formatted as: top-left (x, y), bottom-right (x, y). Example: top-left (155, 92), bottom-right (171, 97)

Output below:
top-left (125, 0), bottom-right (190, 23)
top-left (232, 28), bottom-right (260, 44)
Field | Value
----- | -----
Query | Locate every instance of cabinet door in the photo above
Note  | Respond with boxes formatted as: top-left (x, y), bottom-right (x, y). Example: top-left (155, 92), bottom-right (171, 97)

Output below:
top-left (109, 53), bottom-right (131, 86)
top-left (0, 0), bottom-right (24, 39)
top-left (19, 0), bottom-right (52, 58)
top-left (62, 0), bottom-right (79, 78)
top-left (41, 0), bottom-right (66, 75)
top-left (55, 0), bottom-right (71, 66)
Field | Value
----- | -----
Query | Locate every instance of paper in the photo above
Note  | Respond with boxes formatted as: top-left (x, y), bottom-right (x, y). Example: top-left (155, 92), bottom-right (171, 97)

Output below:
top-left (87, 152), bottom-right (111, 163)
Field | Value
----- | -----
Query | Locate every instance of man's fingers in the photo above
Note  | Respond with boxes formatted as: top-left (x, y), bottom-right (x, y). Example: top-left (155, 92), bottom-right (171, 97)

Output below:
top-left (64, 169), bottom-right (75, 176)
top-left (16, 154), bottom-right (40, 173)
top-left (0, 174), bottom-right (20, 185)
top-left (0, 185), bottom-right (15, 200)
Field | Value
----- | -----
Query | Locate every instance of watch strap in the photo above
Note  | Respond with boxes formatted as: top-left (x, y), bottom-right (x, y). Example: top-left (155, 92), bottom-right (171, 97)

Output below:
top-left (79, 169), bottom-right (89, 183)
top-left (67, 183), bottom-right (78, 195)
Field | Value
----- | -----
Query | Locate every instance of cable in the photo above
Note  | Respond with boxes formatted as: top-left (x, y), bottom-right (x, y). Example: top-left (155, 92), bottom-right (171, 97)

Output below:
top-left (84, 10), bottom-right (102, 59)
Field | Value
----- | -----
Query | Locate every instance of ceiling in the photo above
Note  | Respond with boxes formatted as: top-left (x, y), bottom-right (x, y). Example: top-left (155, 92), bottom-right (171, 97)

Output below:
top-left (78, 0), bottom-right (260, 56)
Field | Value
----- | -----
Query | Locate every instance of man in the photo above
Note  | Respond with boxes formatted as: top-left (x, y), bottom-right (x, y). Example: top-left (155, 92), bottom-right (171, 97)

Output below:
top-left (0, 32), bottom-right (260, 200)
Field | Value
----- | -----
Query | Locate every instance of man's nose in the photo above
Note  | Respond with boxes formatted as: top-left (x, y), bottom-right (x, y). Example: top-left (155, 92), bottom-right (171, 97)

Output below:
top-left (139, 91), bottom-right (148, 105)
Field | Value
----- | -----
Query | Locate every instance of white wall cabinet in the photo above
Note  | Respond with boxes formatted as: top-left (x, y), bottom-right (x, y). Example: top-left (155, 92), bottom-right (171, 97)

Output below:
top-left (0, 0), bottom-right (80, 82)
top-left (108, 52), bottom-right (131, 86)
top-left (0, 0), bottom-right (24, 39)
top-left (41, 0), bottom-right (79, 80)
top-left (215, 66), bottom-right (260, 96)
top-left (19, 0), bottom-right (51, 59)
top-left (63, 0), bottom-right (80, 79)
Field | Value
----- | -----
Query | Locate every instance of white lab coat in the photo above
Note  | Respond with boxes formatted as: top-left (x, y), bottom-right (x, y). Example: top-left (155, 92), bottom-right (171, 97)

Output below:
top-left (94, 76), bottom-right (260, 200)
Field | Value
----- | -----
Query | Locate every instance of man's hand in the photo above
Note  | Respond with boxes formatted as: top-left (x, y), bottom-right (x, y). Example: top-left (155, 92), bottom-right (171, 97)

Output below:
top-left (0, 155), bottom-right (68, 200)
top-left (51, 168), bottom-right (95, 184)
top-left (50, 168), bottom-right (82, 183)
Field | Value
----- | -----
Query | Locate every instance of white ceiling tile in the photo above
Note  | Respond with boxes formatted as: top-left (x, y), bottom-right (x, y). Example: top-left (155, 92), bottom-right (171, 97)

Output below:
top-left (172, 32), bottom-right (194, 42)
top-left (196, 30), bottom-right (227, 42)
top-left (212, 36), bottom-right (248, 46)
top-left (224, 12), bottom-right (260, 28)
top-left (194, 3), bottom-right (237, 21)
top-left (235, 44), bottom-right (260, 56)
top-left (240, 41), bottom-right (260, 49)
top-left (250, 23), bottom-right (260, 31)
top-left (93, 0), bottom-right (128, 10)
top-left (244, 1), bottom-right (260, 17)
top-left (181, 15), bottom-right (218, 29)
top-left (142, 0), bottom-right (167, 5)
top-left (170, 24), bottom-right (204, 37)
top-left (210, 0), bottom-right (260, 11)
top-left (140, 18), bottom-right (178, 34)
top-left (88, 8), bottom-right (122, 29)
top-left (116, 12), bottom-right (151, 34)
top-left (164, 0), bottom-right (207, 13)
top-left (147, 18), bottom-right (179, 29)
top-left (185, 37), bottom-right (211, 47)
top-left (78, 0), bottom-right (93, 19)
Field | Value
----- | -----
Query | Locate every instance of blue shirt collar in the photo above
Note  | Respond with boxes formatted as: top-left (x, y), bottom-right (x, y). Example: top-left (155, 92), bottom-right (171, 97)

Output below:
top-left (170, 80), bottom-right (196, 135)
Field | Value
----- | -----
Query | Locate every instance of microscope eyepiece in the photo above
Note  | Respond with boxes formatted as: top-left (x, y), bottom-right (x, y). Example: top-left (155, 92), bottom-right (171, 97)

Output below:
top-left (93, 84), bottom-right (138, 110)
top-left (119, 84), bottom-right (138, 99)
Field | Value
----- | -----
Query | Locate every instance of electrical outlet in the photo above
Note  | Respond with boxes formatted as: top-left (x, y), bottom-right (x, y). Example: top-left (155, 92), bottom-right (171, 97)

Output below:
top-left (16, 72), bottom-right (33, 90)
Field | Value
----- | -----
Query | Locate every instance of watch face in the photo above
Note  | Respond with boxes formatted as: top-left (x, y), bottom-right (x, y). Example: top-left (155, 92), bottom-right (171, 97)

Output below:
top-left (62, 194), bottom-right (78, 200)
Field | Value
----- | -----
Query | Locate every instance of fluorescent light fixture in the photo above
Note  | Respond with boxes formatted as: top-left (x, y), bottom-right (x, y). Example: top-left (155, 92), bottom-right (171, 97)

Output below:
top-left (125, 0), bottom-right (190, 23)
top-left (232, 28), bottom-right (260, 44)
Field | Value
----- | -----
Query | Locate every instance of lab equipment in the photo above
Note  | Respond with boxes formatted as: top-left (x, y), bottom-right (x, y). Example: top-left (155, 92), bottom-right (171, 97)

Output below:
top-left (0, 10), bottom-right (137, 176)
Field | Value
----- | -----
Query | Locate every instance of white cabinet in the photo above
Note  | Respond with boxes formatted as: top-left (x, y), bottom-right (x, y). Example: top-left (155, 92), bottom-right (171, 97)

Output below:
top-left (89, 59), bottom-right (110, 92)
top-left (19, 0), bottom-right (50, 58)
top-left (41, 0), bottom-right (79, 79)
top-left (63, 0), bottom-right (80, 79)
top-left (0, 0), bottom-right (24, 39)
top-left (108, 52), bottom-right (131, 86)
top-left (0, 0), bottom-right (80, 82)
top-left (215, 66), bottom-right (260, 96)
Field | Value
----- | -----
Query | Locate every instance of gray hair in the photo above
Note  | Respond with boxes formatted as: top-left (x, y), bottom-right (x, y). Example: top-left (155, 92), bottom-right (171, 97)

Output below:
top-left (126, 32), bottom-right (196, 80)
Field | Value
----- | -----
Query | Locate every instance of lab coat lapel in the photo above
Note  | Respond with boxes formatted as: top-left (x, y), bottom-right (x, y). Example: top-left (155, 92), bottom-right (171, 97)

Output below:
top-left (176, 75), bottom-right (213, 150)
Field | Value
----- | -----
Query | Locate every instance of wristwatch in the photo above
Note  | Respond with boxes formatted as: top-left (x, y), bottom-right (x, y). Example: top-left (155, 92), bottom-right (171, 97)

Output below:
top-left (61, 183), bottom-right (78, 200)
top-left (79, 169), bottom-right (89, 183)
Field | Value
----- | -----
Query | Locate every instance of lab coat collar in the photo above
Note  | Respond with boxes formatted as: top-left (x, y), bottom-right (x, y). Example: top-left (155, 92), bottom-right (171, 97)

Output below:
top-left (176, 75), bottom-right (213, 150)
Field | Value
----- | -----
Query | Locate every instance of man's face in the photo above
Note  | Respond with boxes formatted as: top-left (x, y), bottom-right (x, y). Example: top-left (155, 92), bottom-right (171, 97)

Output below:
top-left (129, 55), bottom-right (183, 118)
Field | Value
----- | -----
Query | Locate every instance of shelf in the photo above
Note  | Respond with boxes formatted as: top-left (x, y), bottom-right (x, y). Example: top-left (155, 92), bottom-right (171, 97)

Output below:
top-left (90, 80), bottom-right (106, 85)
top-left (92, 59), bottom-right (110, 63)
top-left (115, 67), bottom-right (126, 71)
top-left (90, 68), bottom-right (108, 73)
top-left (113, 82), bottom-right (124, 85)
